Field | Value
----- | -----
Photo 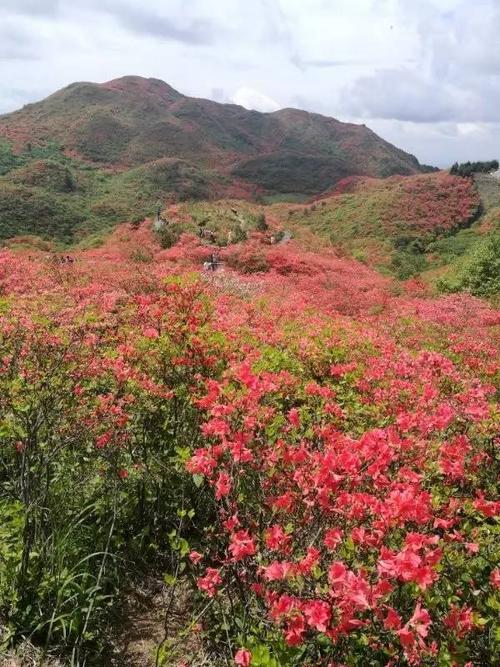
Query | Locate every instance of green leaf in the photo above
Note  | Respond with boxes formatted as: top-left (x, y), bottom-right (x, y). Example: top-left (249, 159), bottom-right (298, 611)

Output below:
top-left (164, 574), bottom-right (177, 586)
top-left (193, 474), bottom-right (204, 488)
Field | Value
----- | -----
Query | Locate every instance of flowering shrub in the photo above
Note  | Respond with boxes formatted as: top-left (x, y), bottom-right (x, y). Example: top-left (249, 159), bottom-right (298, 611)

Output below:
top-left (0, 222), bottom-right (498, 665)
top-left (186, 311), bottom-right (499, 665)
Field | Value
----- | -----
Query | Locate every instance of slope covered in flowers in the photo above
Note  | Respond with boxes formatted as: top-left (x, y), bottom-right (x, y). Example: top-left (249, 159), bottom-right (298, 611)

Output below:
top-left (0, 222), bottom-right (498, 666)
top-left (304, 173), bottom-right (480, 238)
top-left (157, 171), bottom-right (484, 282)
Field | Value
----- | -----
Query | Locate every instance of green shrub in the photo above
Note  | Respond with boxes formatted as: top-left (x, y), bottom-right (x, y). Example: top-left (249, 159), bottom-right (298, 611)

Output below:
top-left (156, 224), bottom-right (181, 249)
top-left (456, 235), bottom-right (500, 296)
top-left (256, 212), bottom-right (268, 232)
top-left (390, 249), bottom-right (428, 279)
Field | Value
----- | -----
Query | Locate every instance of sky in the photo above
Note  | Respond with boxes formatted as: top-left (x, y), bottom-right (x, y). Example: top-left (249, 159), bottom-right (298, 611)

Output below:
top-left (1, 0), bottom-right (499, 167)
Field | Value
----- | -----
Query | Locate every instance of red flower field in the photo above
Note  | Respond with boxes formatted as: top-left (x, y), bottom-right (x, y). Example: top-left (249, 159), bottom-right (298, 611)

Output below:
top-left (0, 220), bottom-right (498, 666)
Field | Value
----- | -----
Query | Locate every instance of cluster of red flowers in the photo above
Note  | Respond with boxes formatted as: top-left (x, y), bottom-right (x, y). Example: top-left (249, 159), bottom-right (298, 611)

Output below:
top-left (0, 219), bottom-right (497, 665)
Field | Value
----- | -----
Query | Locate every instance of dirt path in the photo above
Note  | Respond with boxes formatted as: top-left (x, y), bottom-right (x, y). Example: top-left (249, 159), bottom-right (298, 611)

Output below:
top-left (110, 579), bottom-right (208, 667)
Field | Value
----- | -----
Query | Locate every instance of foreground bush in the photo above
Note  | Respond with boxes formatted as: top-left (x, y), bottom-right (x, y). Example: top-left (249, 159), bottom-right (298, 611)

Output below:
top-left (186, 313), bottom-right (499, 665)
top-left (0, 276), bottom-right (222, 661)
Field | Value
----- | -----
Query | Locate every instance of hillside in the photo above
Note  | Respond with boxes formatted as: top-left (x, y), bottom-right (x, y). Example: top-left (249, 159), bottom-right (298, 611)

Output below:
top-left (0, 76), bottom-right (432, 242)
top-left (156, 171), bottom-right (484, 281)
top-left (277, 172), bottom-right (483, 277)
top-left (0, 217), bottom-right (498, 665)
top-left (0, 76), bottom-right (424, 180)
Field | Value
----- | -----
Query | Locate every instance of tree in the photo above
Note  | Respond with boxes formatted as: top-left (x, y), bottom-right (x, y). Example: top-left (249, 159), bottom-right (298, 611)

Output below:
top-left (449, 160), bottom-right (499, 177)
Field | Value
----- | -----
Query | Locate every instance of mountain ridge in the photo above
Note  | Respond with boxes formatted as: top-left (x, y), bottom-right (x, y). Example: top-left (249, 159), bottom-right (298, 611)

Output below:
top-left (0, 75), bottom-right (427, 191)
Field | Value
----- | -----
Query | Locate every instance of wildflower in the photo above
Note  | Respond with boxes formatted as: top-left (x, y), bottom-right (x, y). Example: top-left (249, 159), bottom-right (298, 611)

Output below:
top-left (323, 528), bottom-right (343, 549)
top-left (197, 567), bottom-right (222, 597)
top-left (234, 648), bottom-right (252, 666)
top-left (229, 530), bottom-right (256, 561)
top-left (215, 471), bottom-right (231, 499)
top-left (189, 551), bottom-right (203, 565)
top-left (303, 599), bottom-right (331, 632)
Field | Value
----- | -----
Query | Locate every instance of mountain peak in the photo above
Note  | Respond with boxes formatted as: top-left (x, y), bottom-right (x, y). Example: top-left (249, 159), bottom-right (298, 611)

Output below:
top-left (100, 75), bottom-right (183, 102)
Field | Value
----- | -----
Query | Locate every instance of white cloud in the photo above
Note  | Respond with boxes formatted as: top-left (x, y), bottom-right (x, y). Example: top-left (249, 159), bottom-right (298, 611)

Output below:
top-left (0, 0), bottom-right (498, 165)
top-left (231, 86), bottom-right (280, 112)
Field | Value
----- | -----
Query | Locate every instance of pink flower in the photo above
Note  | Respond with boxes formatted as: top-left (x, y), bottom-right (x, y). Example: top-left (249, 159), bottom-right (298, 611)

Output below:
top-left (384, 608), bottom-right (402, 631)
top-left (95, 432), bottom-right (112, 449)
top-left (215, 471), bottom-right (231, 499)
top-left (303, 599), bottom-right (331, 632)
top-left (397, 627), bottom-right (415, 650)
top-left (234, 648), bottom-right (252, 666)
top-left (229, 530), bottom-right (256, 561)
top-left (197, 567), bottom-right (222, 597)
top-left (143, 326), bottom-right (159, 339)
top-left (264, 524), bottom-right (291, 553)
top-left (288, 408), bottom-right (300, 428)
top-left (284, 613), bottom-right (306, 646)
top-left (328, 561), bottom-right (347, 587)
top-left (409, 602), bottom-right (431, 639)
top-left (444, 605), bottom-right (475, 638)
top-left (263, 560), bottom-right (295, 581)
top-left (189, 550), bottom-right (203, 565)
top-left (323, 528), bottom-right (343, 549)
top-left (490, 568), bottom-right (500, 588)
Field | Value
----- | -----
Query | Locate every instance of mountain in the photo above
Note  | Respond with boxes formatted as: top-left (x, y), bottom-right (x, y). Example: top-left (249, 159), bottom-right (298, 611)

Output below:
top-left (0, 76), bottom-right (434, 242)
top-left (1, 76), bottom-right (426, 186)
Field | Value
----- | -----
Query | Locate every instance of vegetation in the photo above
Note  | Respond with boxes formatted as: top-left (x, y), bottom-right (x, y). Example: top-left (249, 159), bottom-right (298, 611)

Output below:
top-left (0, 225), bottom-right (498, 665)
top-left (274, 173), bottom-right (482, 276)
top-left (450, 160), bottom-right (498, 178)
top-left (0, 76), bottom-right (499, 666)
top-left (438, 233), bottom-right (500, 298)
top-left (0, 142), bottom-right (229, 242)
top-left (156, 222), bottom-right (181, 248)
top-left (0, 75), bottom-right (427, 206)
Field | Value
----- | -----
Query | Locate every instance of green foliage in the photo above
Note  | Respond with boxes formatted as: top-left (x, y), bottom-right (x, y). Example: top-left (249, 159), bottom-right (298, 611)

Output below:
top-left (230, 222), bottom-right (248, 243)
top-left (0, 150), bottom-right (225, 242)
top-left (256, 212), bottom-right (269, 232)
top-left (76, 112), bottom-right (132, 163)
top-left (233, 152), bottom-right (354, 194)
top-left (156, 224), bottom-right (181, 248)
top-left (0, 140), bottom-right (23, 176)
top-left (426, 228), bottom-right (479, 263)
top-left (439, 234), bottom-right (500, 297)
top-left (0, 183), bottom-right (84, 242)
top-left (450, 160), bottom-right (498, 177)
top-left (390, 249), bottom-right (428, 280)
top-left (0, 500), bottom-right (24, 616)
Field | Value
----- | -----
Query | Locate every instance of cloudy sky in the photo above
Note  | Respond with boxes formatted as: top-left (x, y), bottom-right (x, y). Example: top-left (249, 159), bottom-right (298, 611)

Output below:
top-left (1, 0), bottom-right (499, 167)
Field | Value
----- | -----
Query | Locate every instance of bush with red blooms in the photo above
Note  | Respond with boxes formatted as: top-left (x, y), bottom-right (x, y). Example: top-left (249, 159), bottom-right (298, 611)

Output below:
top-left (0, 222), bottom-right (498, 665)
top-left (186, 308), bottom-right (499, 665)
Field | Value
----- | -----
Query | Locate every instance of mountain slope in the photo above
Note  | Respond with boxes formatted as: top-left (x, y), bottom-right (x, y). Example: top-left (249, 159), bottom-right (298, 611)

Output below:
top-left (160, 171), bottom-right (484, 283)
top-left (0, 76), bottom-right (425, 186)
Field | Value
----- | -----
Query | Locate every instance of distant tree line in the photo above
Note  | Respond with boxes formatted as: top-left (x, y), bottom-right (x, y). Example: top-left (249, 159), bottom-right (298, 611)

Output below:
top-left (450, 160), bottom-right (499, 177)
top-left (420, 164), bottom-right (440, 173)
